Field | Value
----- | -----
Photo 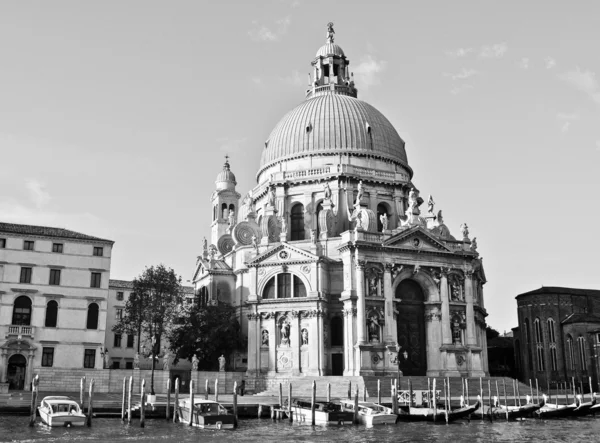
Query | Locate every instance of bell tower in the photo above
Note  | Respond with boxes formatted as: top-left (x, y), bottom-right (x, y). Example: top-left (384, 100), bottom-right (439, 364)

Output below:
top-left (211, 156), bottom-right (240, 246)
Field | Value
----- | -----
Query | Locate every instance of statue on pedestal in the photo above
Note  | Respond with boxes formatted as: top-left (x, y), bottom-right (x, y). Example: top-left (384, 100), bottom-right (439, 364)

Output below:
top-left (228, 210), bottom-right (236, 229)
top-left (355, 181), bottom-right (364, 207)
top-left (218, 354), bottom-right (226, 372)
top-left (162, 349), bottom-right (170, 371)
top-left (427, 195), bottom-right (435, 215)
top-left (267, 185), bottom-right (276, 207)
top-left (191, 354), bottom-right (199, 371)
top-left (133, 352), bottom-right (140, 369)
top-left (280, 321), bottom-right (290, 346)
top-left (380, 213), bottom-right (388, 231)
top-left (323, 182), bottom-right (332, 202)
top-left (460, 223), bottom-right (470, 240)
top-left (301, 329), bottom-right (308, 346)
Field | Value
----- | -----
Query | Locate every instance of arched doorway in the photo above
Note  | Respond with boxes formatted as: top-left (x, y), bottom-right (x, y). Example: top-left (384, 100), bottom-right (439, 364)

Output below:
top-left (395, 279), bottom-right (427, 376)
top-left (7, 354), bottom-right (27, 390)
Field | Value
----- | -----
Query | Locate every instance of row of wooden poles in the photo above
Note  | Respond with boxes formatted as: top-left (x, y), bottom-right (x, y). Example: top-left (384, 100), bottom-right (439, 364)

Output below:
top-left (28, 375), bottom-right (241, 429)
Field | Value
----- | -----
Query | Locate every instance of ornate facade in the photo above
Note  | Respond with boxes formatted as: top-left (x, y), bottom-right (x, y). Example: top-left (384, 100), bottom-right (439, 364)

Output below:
top-left (193, 24), bottom-right (489, 377)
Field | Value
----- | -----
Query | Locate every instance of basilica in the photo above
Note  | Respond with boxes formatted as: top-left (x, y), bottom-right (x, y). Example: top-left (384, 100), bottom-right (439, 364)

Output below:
top-left (193, 24), bottom-right (489, 378)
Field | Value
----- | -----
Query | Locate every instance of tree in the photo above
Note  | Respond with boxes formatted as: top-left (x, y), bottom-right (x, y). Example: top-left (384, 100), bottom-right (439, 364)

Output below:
top-left (113, 264), bottom-right (184, 395)
top-left (167, 301), bottom-right (242, 371)
top-left (486, 325), bottom-right (501, 340)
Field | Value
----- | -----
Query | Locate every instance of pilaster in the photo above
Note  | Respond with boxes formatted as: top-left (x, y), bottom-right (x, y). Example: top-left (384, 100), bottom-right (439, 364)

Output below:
top-left (465, 273), bottom-right (476, 346)
top-left (291, 311), bottom-right (301, 376)
top-left (440, 269), bottom-right (452, 345)
top-left (246, 313), bottom-right (259, 375)
top-left (383, 263), bottom-right (395, 343)
top-left (355, 258), bottom-right (367, 345)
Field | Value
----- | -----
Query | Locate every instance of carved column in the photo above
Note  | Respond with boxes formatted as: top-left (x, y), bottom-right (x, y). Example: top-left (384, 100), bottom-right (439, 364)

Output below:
top-left (292, 311), bottom-right (301, 376)
top-left (355, 259), bottom-right (367, 345)
top-left (383, 264), bottom-right (395, 343)
top-left (25, 351), bottom-right (34, 391)
top-left (317, 310), bottom-right (325, 376)
top-left (269, 316), bottom-right (277, 373)
top-left (246, 313), bottom-right (259, 375)
top-left (342, 307), bottom-right (357, 376)
top-left (0, 350), bottom-right (7, 383)
top-left (465, 273), bottom-right (476, 346)
top-left (440, 269), bottom-right (452, 345)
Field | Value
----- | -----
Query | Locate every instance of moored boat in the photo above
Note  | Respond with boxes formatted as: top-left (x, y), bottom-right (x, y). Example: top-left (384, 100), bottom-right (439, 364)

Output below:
top-left (396, 397), bottom-right (479, 422)
top-left (569, 394), bottom-right (596, 417)
top-left (289, 399), bottom-right (354, 425)
top-left (474, 395), bottom-right (544, 419)
top-left (37, 396), bottom-right (86, 427)
top-left (535, 395), bottom-right (577, 418)
top-left (339, 400), bottom-right (397, 426)
top-left (177, 398), bottom-right (235, 429)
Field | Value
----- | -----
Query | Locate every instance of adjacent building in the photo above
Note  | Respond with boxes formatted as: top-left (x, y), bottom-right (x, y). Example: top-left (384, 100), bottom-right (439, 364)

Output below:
top-left (0, 222), bottom-right (113, 391)
top-left (193, 24), bottom-right (490, 379)
top-left (512, 286), bottom-right (600, 390)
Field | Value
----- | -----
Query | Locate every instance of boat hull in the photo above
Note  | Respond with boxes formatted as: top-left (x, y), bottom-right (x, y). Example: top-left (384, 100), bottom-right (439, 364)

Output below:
top-left (396, 402), bottom-right (478, 423)
top-left (535, 404), bottom-right (576, 418)
top-left (360, 413), bottom-right (397, 426)
top-left (177, 406), bottom-right (235, 429)
top-left (290, 407), bottom-right (354, 425)
top-left (38, 409), bottom-right (86, 427)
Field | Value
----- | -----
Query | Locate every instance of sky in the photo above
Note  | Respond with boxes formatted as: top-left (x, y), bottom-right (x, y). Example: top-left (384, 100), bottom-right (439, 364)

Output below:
top-left (1, 1), bottom-right (599, 334)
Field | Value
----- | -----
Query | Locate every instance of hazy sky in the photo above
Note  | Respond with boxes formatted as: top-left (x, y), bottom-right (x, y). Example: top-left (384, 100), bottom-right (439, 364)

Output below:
top-left (1, 1), bottom-right (599, 334)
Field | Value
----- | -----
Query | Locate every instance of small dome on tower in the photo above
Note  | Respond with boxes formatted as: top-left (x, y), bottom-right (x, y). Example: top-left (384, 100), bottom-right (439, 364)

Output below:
top-left (215, 157), bottom-right (237, 191)
top-left (316, 22), bottom-right (345, 58)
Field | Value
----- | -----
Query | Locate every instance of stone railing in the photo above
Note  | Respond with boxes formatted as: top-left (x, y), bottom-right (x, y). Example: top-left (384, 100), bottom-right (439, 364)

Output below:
top-left (339, 164), bottom-right (410, 183)
top-left (356, 231), bottom-right (384, 243)
top-left (284, 166), bottom-right (331, 180)
top-left (6, 325), bottom-right (35, 338)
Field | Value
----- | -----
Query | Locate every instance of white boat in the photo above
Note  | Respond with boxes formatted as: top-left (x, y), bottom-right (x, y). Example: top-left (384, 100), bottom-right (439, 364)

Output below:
top-left (37, 396), bottom-right (86, 427)
top-left (177, 398), bottom-right (235, 429)
top-left (339, 400), bottom-right (397, 426)
top-left (289, 399), bottom-right (354, 425)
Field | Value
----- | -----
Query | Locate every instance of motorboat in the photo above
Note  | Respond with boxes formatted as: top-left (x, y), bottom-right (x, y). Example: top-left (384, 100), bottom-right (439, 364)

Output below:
top-left (289, 399), bottom-right (354, 425)
top-left (37, 396), bottom-right (86, 427)
top-left (396, 396), bottom-right (479, 422)
top-left (177, 398), bottom-right (235, 429)
top-left (339, 400), bottom-right (397, 426)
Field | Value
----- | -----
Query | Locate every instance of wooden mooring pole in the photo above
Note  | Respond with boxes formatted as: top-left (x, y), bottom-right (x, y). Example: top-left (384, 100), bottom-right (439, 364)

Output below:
top-left (377, 379), bottom-right (381, 405)
top-left (363, 386), bottom-right (367, 402)
top-left (80, 376), bottom-right (86, 411)
top-left (127, 376), bottom-right (133, 424)
top-left (205, 379), bottom-right (209, 400)
top-left (288, 382), bottom-right (293, 423)
top-left (29, 374), bottom-right (39, 427)
top-left (353, 386), bottom-right (359, 425)
top-left (87, 379), bottom-right (95, 427)
top-left (391, 383), bottom-right (398, 415)
top-left (279, 383), bottom-right (283, 408)
top-left (503, 379), bottom-right (509, 421)
top-left (487, 379), bottom-right (493, 422)
top-left (348, 381), bottom-right (351, 400)
top-left (189, 380), bottom-right (194, 426)
top-left (233, 381), bottom-right (238, 429)
top-left (432, 378), bottom-right (437, 422)
top-left (327, 382), bottom-right (331, 403)
top-left (140, 379), bottom-right (145, 428)
top-left (214, 379), bottom-right (219, 403)
top-left (311, 380), bottom-right (316, 426)
top-left (536, 379), bottom-right (540, 404)
top-left (166, 378), bottom-right (171, 420)
top-left (173, 378), bottom-right (179, 423)
top-left (121, 377), bottom-right (127, 421)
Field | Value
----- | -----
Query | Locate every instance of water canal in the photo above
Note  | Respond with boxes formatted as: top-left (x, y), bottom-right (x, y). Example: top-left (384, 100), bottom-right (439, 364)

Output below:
top-left (1, 416), bottom-right (599, 443)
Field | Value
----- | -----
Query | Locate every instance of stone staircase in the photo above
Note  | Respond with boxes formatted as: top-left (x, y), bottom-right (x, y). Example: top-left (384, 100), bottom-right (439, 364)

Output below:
top-left (253, 376), bottom-right (533, 401)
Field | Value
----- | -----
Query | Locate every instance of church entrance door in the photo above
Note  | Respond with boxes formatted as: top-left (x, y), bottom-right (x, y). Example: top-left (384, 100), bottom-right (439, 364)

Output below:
top-left (331, 354), bottom-right (343, 375)
top-left (395, 279), bottom-right (427, 376)
top-left (7, 354), bottom-right (27, 390)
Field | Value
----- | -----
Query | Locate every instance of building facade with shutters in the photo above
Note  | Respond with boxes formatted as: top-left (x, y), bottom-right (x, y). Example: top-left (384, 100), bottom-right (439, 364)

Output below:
top-left (512, 286), bottom-right (600, 390)
top-left (193, 25), bottom-right (490, 378)
top-left (0, 222), bottom-right (113, 391)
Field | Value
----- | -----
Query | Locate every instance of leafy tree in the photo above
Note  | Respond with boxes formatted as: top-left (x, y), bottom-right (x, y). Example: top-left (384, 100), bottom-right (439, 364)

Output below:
top-left (113, 264), bottom-right (184, 395)
top-left (486, 325), bottom-right (501, 340)
top-left (167, 301), bottom-right (242, 370)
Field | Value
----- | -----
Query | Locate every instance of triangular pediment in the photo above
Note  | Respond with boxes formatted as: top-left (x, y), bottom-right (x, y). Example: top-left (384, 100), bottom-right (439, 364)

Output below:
top-left (384, 226), bottom-right (453, 253)
top-left (247, 242), bottom-right (319, 267)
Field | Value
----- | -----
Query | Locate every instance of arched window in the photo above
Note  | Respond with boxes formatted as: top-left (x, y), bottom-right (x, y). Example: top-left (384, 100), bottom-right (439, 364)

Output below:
top-left (12, 296), bottom-right (32, 325)
top-left (315, 202), bottom-right (323, 238)
top-left (566, 335), bottom-right (575, 371)
top-left (290, 204), bottom-right (305, 241)
top-left (331, 317), bottom-right (343, 347)
top-left (577, 336), bottom-right (587, 371)
top-left (262, 273), bottom-right (306, 299)
top-left (547, 318), bottom-right (558, 371)
top-left (533, 318), bottom-right (545, 371)
top-left (229, 203), bottom-right (235, 215)
top-left (377, 203), bottom-right (391, 232)
top-left (524, 318), bottom-right (533, 371)
top-left (221, 203), bottom-right (228, 219)
top-left (86, 303), bottom-right (99, 329)
top-left (45, 300), bottom-right (58, 327)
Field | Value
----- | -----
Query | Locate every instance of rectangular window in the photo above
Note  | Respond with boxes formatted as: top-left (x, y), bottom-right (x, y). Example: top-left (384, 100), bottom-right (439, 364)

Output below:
top-left (49, 269), bottom-right (61, 286)
top-left (0, 238), bottom-right (5, 248)
top-left (127, 334), bottom-right (134, 348)
top-left (114, 333), bottom-right (122, 347)
top-left (42, 347), bottom-right (54, 367)
top-left (116, 308), bottom-right (123, 320)
top-left (90, 272), bottom-right (101, 288)
top-left (112, 361), bottom-right (121, 369)
top-left (93, 247), bottom-right (104, 257)
top-left (125, 361), bottom-right (133, 370)
top-left (83, 349), bottom-right (96, 368)
top-left (20, 267), bottom-right (32, 284)
top-left (277, 273), bottom-right (291, 298)
top-left (52, 243), bottom-right (63, 253)
top-left (23, 240), bottom-right (34, 250)
top-left (116, 291), bottom-right (124, 301)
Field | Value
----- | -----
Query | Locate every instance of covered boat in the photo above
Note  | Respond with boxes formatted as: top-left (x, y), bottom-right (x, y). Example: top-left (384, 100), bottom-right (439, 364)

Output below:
top-left (339, 400), bottom-right (397, 426)
top-left (177, 398), bottom-right (235, 429)
top-left (289, 399), bottom-right (354, 425)
top-left (38, 396), bottom-right (86, 427)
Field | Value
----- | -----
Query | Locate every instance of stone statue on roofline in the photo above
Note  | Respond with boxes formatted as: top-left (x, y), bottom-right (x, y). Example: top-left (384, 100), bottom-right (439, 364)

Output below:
top-left (355, 181), bottom-right (364, 207)
top-left (380, 213), bottom-right (389, 231)
top-left (460, 223), bottom-right (470, 240)
top-left (427, 195), bottom-right (435, 215)
top-left (228, 210), bottom-right (236, 229)
top-left (326, 22), bottom-right (335, 43)
top-left (191, 354), bottom-right (199, 371)
top-left (267, 185), bottom-right (276, 208)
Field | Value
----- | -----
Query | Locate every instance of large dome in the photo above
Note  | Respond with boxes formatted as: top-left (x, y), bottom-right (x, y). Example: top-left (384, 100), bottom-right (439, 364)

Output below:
top-left (259, 94), bottom-right (408, 171)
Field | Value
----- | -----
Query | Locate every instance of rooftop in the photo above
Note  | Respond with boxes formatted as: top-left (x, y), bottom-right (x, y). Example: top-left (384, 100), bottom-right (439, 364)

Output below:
top-left (0, 222), bottom-right (113, 244)
top-left (109, 279), bottom-right (194, 294)
top-left (561, 313), bottom-right (600, 325)
top-left (516, 286), bottom-right (600, 299)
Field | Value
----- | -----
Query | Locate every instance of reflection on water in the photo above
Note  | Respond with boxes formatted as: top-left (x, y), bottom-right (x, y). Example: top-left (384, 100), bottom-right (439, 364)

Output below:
top-left (1, 416), bottom-right (600, 443)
